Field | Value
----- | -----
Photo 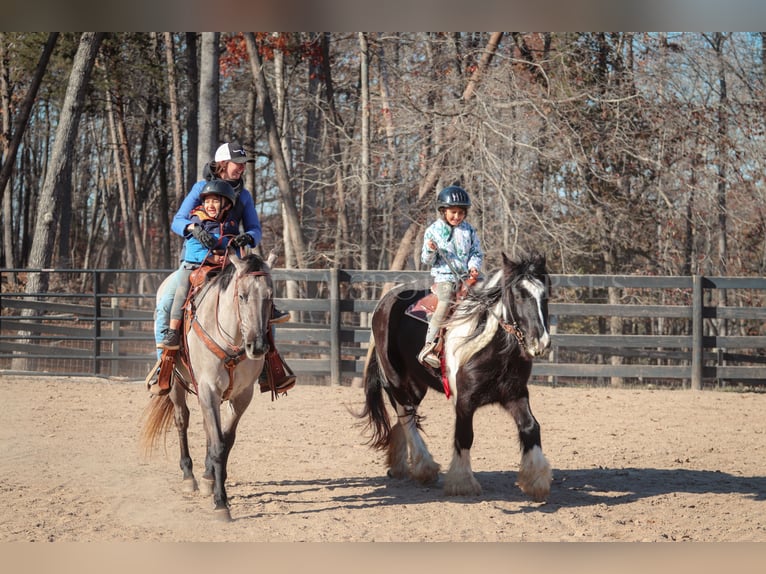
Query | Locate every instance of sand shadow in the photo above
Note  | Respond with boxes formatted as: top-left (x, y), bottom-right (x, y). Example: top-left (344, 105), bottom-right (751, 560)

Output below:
top-left (227, 466), bottom-right (765, 520)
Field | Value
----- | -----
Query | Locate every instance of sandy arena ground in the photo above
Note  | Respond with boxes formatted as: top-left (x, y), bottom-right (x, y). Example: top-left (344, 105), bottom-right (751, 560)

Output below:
top-left (0, 374), bottom-right (764, 543)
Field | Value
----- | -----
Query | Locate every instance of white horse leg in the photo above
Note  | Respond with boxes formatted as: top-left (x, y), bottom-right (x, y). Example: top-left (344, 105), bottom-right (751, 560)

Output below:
top-left (506, 397), bottom-right (552, 502)
top-left (443, 447), bottom-right (482, 496)
top-left (394, 405), bottom-right (440, 484)
top-left (517, 445), bottom-right (552, 502)
top-left (386, 421), bottom-right (409, 479)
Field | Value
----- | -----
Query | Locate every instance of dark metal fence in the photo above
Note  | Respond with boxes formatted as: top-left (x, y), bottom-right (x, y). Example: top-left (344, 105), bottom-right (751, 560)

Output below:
top-left (2, 267), bottom-right (765, 388)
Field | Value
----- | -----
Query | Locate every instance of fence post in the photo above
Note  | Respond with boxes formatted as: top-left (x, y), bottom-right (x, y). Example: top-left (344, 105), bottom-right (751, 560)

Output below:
top-left (111, 297), bottom-right (121, 377)
top-left (93, 270), bottom-right (102, 376)
top-left (691, 274), bottom-right (703, 390)
top-left (329, 268), bottom-right (341, 386)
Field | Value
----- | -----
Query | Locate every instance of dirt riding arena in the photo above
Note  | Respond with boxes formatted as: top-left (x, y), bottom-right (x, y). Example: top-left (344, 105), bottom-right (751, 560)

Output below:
top-left (1, 374), bottom-right (765, 543)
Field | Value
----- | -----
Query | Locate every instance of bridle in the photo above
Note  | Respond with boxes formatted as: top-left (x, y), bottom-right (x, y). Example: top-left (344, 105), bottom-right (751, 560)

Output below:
top-left (499, 295), bottom-right (528, 351)
top-left (184, 268), bottom-right (271, 399)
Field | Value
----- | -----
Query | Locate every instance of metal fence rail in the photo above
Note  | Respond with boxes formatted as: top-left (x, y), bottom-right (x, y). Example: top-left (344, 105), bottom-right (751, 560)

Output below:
top-left (2, 268), bottom-right (765, 388)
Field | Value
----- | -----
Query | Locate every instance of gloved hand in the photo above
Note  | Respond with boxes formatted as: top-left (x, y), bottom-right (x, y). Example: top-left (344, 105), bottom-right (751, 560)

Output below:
top-left (190, 225), bottom-right (216, 249)
top-left (231, 233), bottom-right (255, 248)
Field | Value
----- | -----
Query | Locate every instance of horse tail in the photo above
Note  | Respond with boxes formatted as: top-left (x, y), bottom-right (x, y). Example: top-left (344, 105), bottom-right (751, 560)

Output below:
top-left (356, 335), bottom-right (392, 450)
top-left (138, 394), bottom-right (175, 457)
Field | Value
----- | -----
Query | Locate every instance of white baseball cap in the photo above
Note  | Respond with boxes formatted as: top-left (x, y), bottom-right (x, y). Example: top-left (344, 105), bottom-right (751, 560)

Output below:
top-left (214, 141), bottom-right (254, 164)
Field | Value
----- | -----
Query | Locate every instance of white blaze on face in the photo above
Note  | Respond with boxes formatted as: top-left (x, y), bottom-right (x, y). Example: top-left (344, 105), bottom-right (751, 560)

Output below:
top-left (518, 277), bottom-right (550, 355)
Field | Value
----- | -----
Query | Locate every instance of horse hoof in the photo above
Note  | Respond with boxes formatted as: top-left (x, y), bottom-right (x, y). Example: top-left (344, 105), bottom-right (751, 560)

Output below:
top-left (386, 467), bottom-right (408, 480)
top-left (214, 507), bottom-right (232, 522)
top-left (517, 446), bottom-right (552, 502)
top-left (443, 473), bottom-right (482, 497)
top-left (182, 477), bottom-right (198, 493)
top-left (200, 477), bottom-right (214, 496)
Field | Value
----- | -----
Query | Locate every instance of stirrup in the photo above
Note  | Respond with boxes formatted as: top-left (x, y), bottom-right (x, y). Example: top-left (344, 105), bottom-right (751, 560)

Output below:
top-left (418, 342), bottom-right (441, 369)
top-left (259, 348), bottom-right (296, 399)
top-left (146, 351), bottom-right (175, 396)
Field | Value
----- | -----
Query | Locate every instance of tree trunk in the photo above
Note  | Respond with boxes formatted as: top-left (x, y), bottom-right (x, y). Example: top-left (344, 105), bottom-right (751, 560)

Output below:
top-left (104, 84), bottom-right (135, 270)
top-left (17, 32), bottom-right (103, 371)
top-left (359, 32), bottom-right (370, 272)
top-left (0, 32), bottom-right (58, 210)
top-left (198, 32), bottom-right (219, 174)
top-left (272, 44), bottom-right (300, 310)
top-left (244, 32), bottom-right (307, 266)
top-left (185, 33), bottom-right (199, 191)
top-left (25, 32), bottom-right (103, 294)
top-left (164, 32), bottom-right (185, 209)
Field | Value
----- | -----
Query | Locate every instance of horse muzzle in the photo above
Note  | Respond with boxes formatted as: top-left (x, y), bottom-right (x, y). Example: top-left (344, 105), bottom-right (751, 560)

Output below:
top-left (525, 332), bottom-right (551, 358)
top-left (244, 337), bottom-right (268, 360)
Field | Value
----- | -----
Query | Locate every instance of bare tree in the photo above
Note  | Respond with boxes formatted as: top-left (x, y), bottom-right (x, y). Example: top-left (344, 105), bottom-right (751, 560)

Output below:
top-left (198, 32), bottom-right (219, 175)
top-left (164, 32), bottom-right (185, 208)
top-left (25, 32), bottom-right (103, 293)
top-left (0, 33), bottom-right (58, 269)
top-left (389, 32), bottom-right (504, 271)
top-left (244, 32), bottom-right (308, 267)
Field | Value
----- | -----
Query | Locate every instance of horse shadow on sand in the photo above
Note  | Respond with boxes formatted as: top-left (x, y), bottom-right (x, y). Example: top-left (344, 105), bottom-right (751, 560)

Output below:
top-left (227, 466), bottom-right (766, 520)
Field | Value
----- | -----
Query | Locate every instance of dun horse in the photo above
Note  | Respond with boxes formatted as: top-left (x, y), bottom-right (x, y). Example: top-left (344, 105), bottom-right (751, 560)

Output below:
top-left (140, 250), bottom-right (275, 521)
top-left (358, 252), bottom-right (553, 501)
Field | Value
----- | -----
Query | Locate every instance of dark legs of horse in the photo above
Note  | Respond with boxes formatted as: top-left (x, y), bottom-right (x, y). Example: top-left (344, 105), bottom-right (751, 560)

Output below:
top-left (171, 382), bottom-right (197, 493)
top-left (504, 397), bottom-right (552, 502)
top-left (443, 404), bottom-right (483, 496)
top-left (198, 386), bottom-right (253, 521)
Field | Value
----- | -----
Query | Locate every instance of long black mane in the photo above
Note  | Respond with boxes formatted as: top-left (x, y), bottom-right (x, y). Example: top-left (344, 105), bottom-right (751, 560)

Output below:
top-left (446, 253), bottom-right (548, 349)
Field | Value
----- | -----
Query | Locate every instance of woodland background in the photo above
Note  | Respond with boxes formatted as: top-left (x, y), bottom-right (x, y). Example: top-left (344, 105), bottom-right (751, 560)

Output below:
top-left (2, 32), bottom-right (766, 297)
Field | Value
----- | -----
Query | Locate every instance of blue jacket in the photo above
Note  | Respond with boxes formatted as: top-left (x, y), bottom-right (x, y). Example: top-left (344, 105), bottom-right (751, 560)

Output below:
top-left (421, 218), bottom-right (484, 283)
top-left (181, 206), bottom-right (241, 264)
top-left (172, 165), bottom-right (262, 256)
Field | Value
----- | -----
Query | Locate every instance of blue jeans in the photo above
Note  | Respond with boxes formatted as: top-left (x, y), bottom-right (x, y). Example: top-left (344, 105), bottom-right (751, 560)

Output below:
top-left (154, 269), bottom-right (179, 359)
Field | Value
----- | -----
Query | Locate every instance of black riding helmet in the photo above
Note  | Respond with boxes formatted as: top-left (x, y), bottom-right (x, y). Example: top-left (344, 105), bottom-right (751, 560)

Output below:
top-left (437, 185), bottom-right (471, 209)
top-left (200, 179), bottom-right (237, 208)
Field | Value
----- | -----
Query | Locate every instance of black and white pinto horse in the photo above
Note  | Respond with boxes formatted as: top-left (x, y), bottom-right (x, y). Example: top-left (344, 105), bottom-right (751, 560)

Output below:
top-left (358, 252), bottom-right (552, 501)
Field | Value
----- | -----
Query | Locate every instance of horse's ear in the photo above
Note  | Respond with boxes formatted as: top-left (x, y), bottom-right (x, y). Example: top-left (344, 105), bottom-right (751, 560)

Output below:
top-left (228, 247), bottom-right (245, 272)
top-left (266, 250), bottom-right (278, 268)
top-left (502, 252), bottom-right (518, 275)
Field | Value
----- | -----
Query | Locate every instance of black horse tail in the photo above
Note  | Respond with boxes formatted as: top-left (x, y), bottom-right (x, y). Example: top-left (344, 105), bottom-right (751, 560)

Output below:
top-left (356, 336), bottom-right (392, 450)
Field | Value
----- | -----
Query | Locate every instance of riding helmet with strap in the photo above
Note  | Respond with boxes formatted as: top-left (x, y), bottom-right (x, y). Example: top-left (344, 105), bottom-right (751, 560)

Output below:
top-left (200, 179), bottom-right (237, 208)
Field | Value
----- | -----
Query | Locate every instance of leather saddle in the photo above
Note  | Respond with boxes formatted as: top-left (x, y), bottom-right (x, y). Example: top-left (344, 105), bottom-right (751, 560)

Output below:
top-left (404, 291), bottom-right (438, 324)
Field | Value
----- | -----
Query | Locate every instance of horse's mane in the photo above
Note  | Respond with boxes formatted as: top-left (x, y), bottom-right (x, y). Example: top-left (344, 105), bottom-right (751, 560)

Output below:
top-left (446, 253), bottom-right (548, 343)
top-left (215, 253), bottom-right (267, 291)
